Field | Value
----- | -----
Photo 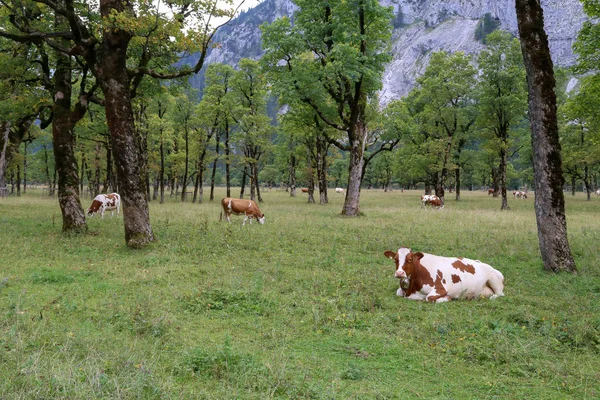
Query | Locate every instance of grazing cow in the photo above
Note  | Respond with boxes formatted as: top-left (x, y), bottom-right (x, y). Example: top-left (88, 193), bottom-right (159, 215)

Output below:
top-left (383, 247), bottom-right (505, 302)
top-left (220, 197), bottom-right (265, 225)
top-left (487, 188), bottom-right (495, 195)
top-left (421, 194), bottom-right (443, 210)
top-left (87, 193), bottom-right (121, 218)
top-left (513, 190), bottom-right (528, 199)
top-left (596, 189), bottom-right (600, 196)
top-left (301, 188), bottom-right (309, 193)
top-left (335, 188), bottom-right (345, 194)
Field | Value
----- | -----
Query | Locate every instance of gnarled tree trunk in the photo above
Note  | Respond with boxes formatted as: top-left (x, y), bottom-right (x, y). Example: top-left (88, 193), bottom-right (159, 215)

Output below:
top-left (96, 3), bottom-right (154, 248)
top-left (342, 123), bottom-right (366, 215)
top-left (53, 44), bottom-right (87, 233)
top-left (515, 0), bottom-right (576, 273)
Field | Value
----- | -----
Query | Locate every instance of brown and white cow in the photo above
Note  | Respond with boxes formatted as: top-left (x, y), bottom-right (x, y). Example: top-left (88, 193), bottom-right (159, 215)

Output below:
top-left (513, 190), bottom-right (528, 199)
top-left (220, 197), bottom-right (265, 225)
top-left (383, 247), bottom-right (504, 302)
top-left (87, 193), bottom-right (121, 218)
top-left (421, 194), bottom-right (443, 210)
top-left (487, 188), bottom-right (495, 195)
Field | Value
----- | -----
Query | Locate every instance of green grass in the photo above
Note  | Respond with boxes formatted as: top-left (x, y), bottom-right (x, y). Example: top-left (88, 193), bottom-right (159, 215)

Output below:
top-left (1, 188), bottom-right (599, 399)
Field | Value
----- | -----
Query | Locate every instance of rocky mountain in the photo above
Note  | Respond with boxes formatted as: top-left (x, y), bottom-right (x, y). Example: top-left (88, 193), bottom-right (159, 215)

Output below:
top-left (189, 0), bottom-right (586, 105)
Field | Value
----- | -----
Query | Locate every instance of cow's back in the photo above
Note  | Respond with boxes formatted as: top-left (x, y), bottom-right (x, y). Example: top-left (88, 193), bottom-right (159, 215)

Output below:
top-left (419, 254), bottom-right (503, 300)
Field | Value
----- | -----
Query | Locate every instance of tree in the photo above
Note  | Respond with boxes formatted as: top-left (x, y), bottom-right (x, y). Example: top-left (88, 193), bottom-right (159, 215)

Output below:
top-left (559, 75), bottom-right (600, 199)
top-left (230, 59), bottom-right (272, 202)
top-left (0, 37), bottom-right (45, 198)
top-left (198, 63), bottom-right (234, 201)
top-left (572, 0), bottom-right (600, 75)
top-left (515, 0), bottom-right (576, 273)
top-left (280, 103), bottom-right (335, 204)
top-left (1, 0), bottom-right (237, 247)
top-left (405, 51), bottom-right (477, 200)
top-left (476, 30), bottom-right (528, 209)
top-left (261, 0), bottom-right (393, 215)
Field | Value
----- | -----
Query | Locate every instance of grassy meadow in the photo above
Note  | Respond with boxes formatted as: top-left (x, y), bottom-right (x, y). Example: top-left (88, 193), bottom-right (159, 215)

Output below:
top-left (1, 188), bottom-right (599, 399)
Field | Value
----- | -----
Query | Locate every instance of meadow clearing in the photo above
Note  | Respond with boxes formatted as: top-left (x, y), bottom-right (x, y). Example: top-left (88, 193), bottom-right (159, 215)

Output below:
top-left (1, 188), bottom-right (599, 399)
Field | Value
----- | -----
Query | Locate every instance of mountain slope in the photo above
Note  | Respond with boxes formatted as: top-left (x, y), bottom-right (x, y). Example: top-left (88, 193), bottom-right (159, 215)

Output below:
top-left (192, 0), bottom-right (585, 104)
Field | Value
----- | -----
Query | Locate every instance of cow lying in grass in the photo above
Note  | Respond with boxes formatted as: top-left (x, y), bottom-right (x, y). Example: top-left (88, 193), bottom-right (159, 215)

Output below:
top-left (87, 193), bottom-right (121, 218)
top-left (384, 247), bottom-right (505, 302)
top-left (220, 197), bottom-right (265, 225)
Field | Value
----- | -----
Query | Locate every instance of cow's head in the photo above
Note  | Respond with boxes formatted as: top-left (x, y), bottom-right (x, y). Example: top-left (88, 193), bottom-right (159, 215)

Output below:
top-left (87, 199), bottom-right (102, 217)
top-left (384, 247), bottom-right (424, 279)
top-left (257, 214), bottom-right (265, 224)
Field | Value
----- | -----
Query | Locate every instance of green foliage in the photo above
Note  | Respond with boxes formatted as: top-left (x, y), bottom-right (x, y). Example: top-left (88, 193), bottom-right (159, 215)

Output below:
top-left (261, 0), bottom-right (394, 207)
top-left (395, 51), bottom-right (477, 187)
top-left (475, 30), bottom-right (529, 192)
top-left (559, 74), bottom-right (600, 189)
top-left (573, 0), bottom-right (600, 74)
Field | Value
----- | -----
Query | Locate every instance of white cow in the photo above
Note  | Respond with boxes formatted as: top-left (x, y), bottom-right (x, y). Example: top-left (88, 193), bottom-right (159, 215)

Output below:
top-left (335, 188), bottom-right (345, 194)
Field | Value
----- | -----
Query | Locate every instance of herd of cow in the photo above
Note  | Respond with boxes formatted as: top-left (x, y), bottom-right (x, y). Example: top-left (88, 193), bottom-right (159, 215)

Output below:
top-left (86, 191), bottom-right (509, 302)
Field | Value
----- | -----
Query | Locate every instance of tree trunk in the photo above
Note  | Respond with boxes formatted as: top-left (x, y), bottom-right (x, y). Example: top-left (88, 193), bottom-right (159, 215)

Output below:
top-left (93, 144), bottom-right (101, 196)
top-left (43, 144), bottom-right (53, 196)
top-left (584, 164), bottom-right (591, 201)
top-left (96, 2), bottom-right (154, 247)
top-left (515, 0), bottom-right (576, 273)
top-left (0, 122), bottom-right (9, 198)
top-left (455, 168), bottom-right (461, 201)
top-left (249, 161), bottom-right (256, 202)
top-left (307, 163), bottom-right (316, 204)
top-left (317, 135), bottom-right (328, 204)
top-left (153, 176), bottom-right (158, 201)
top-left (500, 147), bottom-right (509, 210)
top-left (240, 165), bottom-right (247, 199)
top-left (193, 147), bottom-right (208, 204)
top-left (254, 162), bottom-right (263, 203)
top-left (181, 121), bottom-right (189, 202)
top-left (491, 166), bottom-right (500, 197)
top-left (79, 144), bottom-right (86, 195)
top-left (159, 138), bottom-right (165, 204)
top-left (289, 154), bottom-right (297, 197)
top-left (225, 120), bottom-right (231, 198)
top-left (342, 124), bottom-right (366, 215)
top-left (210, 132), bottom-right (220, 201)
top-left (23, 141), bottom-right (28, 194)
top-left (16, 165), bottom-right (20, 196)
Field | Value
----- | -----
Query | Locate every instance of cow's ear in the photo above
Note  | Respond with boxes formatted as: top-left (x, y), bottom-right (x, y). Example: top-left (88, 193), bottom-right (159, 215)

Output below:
top-left (413, 252), bottom-right (424, 260)
top-left (384, 250), bottom-right (397, 260)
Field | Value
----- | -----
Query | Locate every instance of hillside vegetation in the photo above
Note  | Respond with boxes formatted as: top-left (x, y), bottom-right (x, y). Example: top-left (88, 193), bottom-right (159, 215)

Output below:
top-left (1, 189), bottom-right (599, 398)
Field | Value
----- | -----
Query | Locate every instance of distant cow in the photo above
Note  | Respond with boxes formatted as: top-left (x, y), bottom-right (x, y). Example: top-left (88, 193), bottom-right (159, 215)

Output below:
top-left (513, 190), bottom-right (528, 199)
top-left (383, 247), bottom-right (505, 302)
top-left (335, 188), bottom-right (345, 194)
top-left (301, 188), bottom-right (309, 193)
top-left (421, 194), bottom-right (443, 210)
top-left (220, 197), bottom-right (265, 225)
top-left (487, 188), bottom-right (495, 195)
top-left (596, 189), bottom-right (600, 196)
top-left (87, 193), bottom-right (121, 218)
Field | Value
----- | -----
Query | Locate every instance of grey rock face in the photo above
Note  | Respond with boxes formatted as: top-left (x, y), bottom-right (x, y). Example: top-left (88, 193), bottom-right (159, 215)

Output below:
top-left (204, 0), bottom-right (586, 104)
